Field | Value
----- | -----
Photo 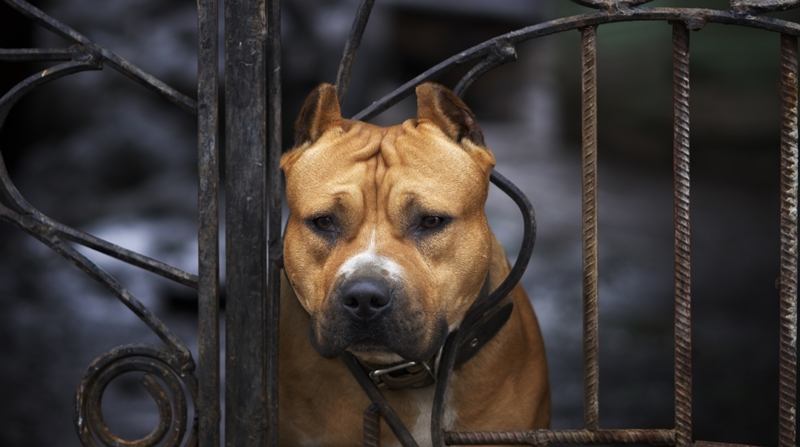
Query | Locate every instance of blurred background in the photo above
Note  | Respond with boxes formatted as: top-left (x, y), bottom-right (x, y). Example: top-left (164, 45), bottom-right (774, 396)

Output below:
top-left (1, 0), bottom-right (798, 445)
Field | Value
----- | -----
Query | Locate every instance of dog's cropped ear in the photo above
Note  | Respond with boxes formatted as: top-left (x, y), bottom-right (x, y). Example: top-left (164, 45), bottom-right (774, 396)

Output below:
top-left (293, 83), bottom-right (342, 149)
top-left (416, 83), bottom-right (485, 147)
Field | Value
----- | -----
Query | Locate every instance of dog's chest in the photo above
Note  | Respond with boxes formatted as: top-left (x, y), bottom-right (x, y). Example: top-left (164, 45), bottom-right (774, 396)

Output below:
top-left (383, 386), bottom-right (457, 447)
top-left (291, 385), bottom-right (456, 447)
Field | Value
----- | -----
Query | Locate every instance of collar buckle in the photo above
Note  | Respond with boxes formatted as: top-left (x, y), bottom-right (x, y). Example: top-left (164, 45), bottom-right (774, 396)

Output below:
top-left (359, 357), bottom-right (437, 389)
top-left (368, 360), bottom-right (419, 380)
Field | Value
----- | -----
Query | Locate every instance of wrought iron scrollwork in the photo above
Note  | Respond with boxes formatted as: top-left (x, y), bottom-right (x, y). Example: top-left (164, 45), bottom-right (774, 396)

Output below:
top-left (0, 1), bottom-right (202, 445)
top-left (75, 345), bottom-right (198, 447)
top-left (1, 0), bottom-right (196, 113)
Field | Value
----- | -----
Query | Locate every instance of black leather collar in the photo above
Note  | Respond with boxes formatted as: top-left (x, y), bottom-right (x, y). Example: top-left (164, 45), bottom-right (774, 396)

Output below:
top-left (356, 271), bottom-right (514, 390)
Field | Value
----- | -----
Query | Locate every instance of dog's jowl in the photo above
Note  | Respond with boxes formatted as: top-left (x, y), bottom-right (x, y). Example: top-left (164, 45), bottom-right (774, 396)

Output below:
top-left (279, 82), bottom-right (550, 446)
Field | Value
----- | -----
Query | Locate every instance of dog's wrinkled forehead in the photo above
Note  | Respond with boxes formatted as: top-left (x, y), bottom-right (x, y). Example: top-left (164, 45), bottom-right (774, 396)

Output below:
top-left (281, 82), bottom-right (495, 179)
top-left (282, 122), bottom-right (488, 199)
top-left (281, 121), bottom-right (380, 207)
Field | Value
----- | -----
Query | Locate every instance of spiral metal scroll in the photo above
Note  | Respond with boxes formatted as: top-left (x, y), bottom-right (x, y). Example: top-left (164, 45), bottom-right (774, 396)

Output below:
top-left (75, 345), bottom-right (199, 447)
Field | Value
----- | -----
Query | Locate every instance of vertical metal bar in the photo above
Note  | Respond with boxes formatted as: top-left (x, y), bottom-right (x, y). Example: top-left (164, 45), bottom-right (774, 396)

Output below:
top-left (580, 25), bottom-right (600, 432)
top-left (197, 0), bottom-right (220, 443)
top-left (267, 0), bottom-right (283, 445)
top-left (335, 0), bottom-right (375, 107)
top-left (224, 0), bottom-right (267, 444)
top-left (778, 33), bottom-right (798, 447)
top-left (672, 21), bottom-right (692, 447)
top-left (364, 404), bottom-right (381, 447)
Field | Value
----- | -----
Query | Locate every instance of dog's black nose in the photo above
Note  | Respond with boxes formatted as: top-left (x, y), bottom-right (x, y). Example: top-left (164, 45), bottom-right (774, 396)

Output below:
top-left (339, 277), bottom-right (393, 321)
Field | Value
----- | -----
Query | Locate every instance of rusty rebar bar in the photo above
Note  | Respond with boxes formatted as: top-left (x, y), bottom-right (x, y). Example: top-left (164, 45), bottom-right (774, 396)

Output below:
top-left (693, 441), bottom-right (765, 447)
top-left (581, 24), bottom-right (600, 432)
top-left (672, 21), bottom-right (692, 447)
top-left (778, 32), bottom-right (798, 447)
top-left (444, 429), bottom-right (676, 445)
top-left (364, 404), bottom-right (381, 447)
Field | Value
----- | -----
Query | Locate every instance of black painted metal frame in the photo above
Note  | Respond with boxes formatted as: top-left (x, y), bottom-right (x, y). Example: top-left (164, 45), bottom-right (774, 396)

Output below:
top-left (0, 0), bottom-right (797, 446)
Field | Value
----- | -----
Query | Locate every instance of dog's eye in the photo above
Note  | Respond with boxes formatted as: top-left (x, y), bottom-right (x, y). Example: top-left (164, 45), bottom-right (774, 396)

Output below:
top-left (419, 216), bottom-right (443, 230)
top-left (313, 216), bottom-right (335, 231)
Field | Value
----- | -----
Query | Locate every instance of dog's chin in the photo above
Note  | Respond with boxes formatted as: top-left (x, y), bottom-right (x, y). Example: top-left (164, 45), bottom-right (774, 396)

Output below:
top-left (309, 313), bottom-right (449, 362)
top-left (347, 341), bottom-right (404, 364)
top-left (309, 330), bottom-right (447, 363)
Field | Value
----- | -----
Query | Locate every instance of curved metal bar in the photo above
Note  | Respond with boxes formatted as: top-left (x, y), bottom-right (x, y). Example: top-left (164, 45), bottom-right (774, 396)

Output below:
top-left (453, 40), bottom-right (517, 99)
top-left (730, 0), bottom-right (800, 15)
top-left (139, 374), bottom-right (174, 446)
top-left (0, 203), bottom-right (193, 361)
top-left (75, 344), bottom-right (198, 447)
top-left (56, 222), bottom-right (198, 288)
top-left (0, 156), bottom-right (198, 287)
top-left (0, 59), bottom-right (100, 130)
top-left (0, 199), bottom-right (198, 287)
top-left (335, 0), bottom-right (375, 107)
top-left (89, 360), bottom-right (181, 447)
top-left (571, 0), bottom-right (653, 11)
top-left (3, 0), bottom-right (197, 114)
top-left (465, 170), bottom-right (537, 326)
top-left (0, 62), bottom-right (198, 288)
top-left (352, 53), bottom-right (484, 121)
top-left (353, 7), bottom-right (800, 122)
top-left (431, 169), bottom-right (537, 447)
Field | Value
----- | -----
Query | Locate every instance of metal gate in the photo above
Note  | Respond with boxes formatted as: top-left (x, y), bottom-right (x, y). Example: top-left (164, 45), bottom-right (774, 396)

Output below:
top-left (0, 0), bottom-right (797, 446)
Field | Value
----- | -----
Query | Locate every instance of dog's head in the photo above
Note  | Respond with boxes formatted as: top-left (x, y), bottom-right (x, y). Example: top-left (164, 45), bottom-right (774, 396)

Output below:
top-left (281, 82), bottom-right (496, 363)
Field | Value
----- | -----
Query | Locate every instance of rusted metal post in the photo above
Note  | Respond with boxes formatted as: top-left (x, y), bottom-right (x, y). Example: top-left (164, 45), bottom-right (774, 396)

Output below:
top-left (224, 0), bottom-right (267, 445)
top-left (267, 0), bottom-right (283, 445)
top-left (671, 21), bottom-right (692, 447)
top-left (580, 24), bottom-right (600, 432)
top-left (197, 0), bottom-right (220, 444)
top-left (778, 32), bottom-right (798, 447)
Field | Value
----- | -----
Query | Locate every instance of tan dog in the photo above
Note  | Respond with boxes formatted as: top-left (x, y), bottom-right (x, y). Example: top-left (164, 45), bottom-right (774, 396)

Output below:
top-left (279, 82), bottom-right (549, 446)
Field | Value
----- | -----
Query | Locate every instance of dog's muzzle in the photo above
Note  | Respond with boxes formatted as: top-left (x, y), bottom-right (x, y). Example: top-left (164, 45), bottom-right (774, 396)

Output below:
top-left (308, 273), bottom-right (447, 363)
